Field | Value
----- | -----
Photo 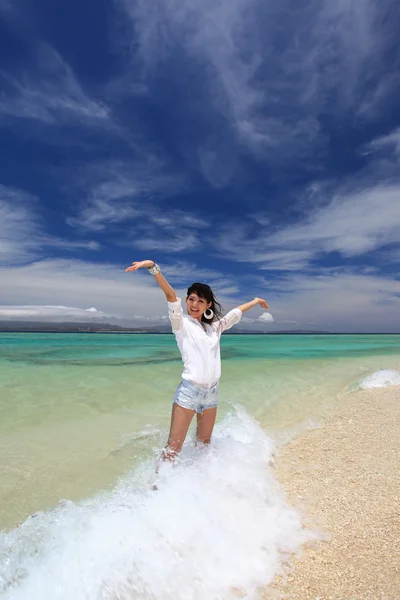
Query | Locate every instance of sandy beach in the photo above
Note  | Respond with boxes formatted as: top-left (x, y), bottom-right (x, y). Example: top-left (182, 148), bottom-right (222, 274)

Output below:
top-left (267, 385), bottom-right (400, 600)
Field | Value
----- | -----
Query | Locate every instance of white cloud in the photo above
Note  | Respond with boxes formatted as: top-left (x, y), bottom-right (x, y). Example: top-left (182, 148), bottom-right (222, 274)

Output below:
top-left (0, 305), bottom-right (109, 322)
top-left (258, 312), bottom-right (274, 323)
top-left (0, 44), bottom-right (109, 125)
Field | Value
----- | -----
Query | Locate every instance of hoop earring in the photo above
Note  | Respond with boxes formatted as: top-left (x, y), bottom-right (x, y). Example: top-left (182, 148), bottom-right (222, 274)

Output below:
top-left (204, 308), bottom-right (214, 319)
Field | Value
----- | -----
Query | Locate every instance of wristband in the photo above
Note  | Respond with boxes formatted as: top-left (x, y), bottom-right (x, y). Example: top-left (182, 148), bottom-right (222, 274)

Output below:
top-left (148, 263), bottom-right (161, 275)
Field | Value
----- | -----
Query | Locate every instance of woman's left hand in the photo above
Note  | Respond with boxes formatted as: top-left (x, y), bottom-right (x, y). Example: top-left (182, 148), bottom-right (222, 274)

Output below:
top-left (254, 297), bottom-right (269, 309)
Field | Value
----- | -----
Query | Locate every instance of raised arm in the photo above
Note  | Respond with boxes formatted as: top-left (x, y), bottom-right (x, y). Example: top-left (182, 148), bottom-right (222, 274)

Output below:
top-left (237, 297), bottom-right (269, 313)
top-left (125, 260), bottom-right (183, 331)
top-left (125, 260), bottom-right (177, 302)
top-left (217, 297), bottom-right (270, 334)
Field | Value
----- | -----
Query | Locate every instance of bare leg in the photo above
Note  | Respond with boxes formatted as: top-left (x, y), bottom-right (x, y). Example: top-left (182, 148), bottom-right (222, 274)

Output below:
top-left (163, 403), bottom-right (195, 460)
top-left (196, 406), bottom-right (217, 445)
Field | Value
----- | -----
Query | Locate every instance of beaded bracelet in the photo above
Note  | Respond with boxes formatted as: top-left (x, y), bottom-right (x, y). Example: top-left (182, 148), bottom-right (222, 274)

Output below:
top-left (148, 263), bottom-right (161, 275)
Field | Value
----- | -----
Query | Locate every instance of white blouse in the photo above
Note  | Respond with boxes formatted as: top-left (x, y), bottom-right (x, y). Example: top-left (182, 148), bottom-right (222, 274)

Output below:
top-left (168, 298), bottom-right (242, 388)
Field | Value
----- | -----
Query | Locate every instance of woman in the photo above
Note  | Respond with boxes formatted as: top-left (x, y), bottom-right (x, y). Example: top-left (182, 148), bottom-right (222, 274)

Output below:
top-left (125, 259), bottom-right (269, 459)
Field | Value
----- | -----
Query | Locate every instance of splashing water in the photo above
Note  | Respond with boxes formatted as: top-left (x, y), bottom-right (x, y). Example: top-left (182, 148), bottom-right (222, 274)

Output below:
top-left (0, 408), bottom-right (314, 600)
top-left (358, 369), bottom-right (400, 389)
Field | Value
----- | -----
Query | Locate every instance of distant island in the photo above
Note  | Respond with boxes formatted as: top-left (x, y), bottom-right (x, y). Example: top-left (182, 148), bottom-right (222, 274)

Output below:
top-left (0, 320), bottom-right (336, 334)
top-left (0, 321), bottom-right (147, 333)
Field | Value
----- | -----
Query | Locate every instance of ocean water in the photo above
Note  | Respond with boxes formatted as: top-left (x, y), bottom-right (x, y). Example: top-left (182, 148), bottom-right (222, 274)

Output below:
top-left (0, 332), bottom-right (399, 599)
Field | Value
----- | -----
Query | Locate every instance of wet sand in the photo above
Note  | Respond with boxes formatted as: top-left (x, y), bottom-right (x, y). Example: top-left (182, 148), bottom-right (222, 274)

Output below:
top-left (267, 386), bottom-right (400, 600)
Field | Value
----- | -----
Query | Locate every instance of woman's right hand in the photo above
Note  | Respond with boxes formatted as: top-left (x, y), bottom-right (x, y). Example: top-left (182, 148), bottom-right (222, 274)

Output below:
top-left (125, 260), bottom-right (154, 272)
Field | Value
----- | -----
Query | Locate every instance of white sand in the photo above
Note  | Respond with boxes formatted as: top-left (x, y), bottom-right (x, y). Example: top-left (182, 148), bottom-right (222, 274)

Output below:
top-left (267, 386), bottom-right (400, 600)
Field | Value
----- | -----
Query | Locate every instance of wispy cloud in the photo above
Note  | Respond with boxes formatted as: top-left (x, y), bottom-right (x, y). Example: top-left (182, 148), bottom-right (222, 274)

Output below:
top-left (270, 184), bottom-right (400, 258)
top-left (68, 158), bottom-right (186, 232)
top-left (213, 222), bottom-right (316, 271)
top-left (0, 44), bottom-right (110, 125)
top-left (118, 0), bottom-right (397, 176)
top-left (213, 182), bottom-right (400, 268)
top-left (133, 210), bottom-right (209, 253)
top-left (119, 0), bottom-right (293, 158)
top-left (66, 160), bottom-right (211, 253)
top-left (40, 238), bottom-right (101, 252)
top-left (0, 185), bottom-right (42, 264)
top-left (0, 305), bottom-right (109, 322)
top-left (134, 230), bottom-right (200, 253)
top-left (0, 185), bottom-right (100, 266)
top-left (159, 261), bottom-right (240, 300)
top-left (369, 126), bottom-right (400, 156)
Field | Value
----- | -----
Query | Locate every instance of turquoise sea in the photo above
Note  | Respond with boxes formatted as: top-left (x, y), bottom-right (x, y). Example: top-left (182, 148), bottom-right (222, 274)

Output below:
top-left (1, 332), bottom-right (399, 599)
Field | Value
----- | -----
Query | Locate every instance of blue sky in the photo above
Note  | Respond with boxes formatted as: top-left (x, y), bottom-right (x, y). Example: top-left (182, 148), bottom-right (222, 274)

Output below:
top-left (0, 0), bottom-right (400, 332)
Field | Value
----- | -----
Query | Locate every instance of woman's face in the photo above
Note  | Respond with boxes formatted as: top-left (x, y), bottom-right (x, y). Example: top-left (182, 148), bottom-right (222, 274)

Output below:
top-left (186, 293), bottom-right (212, 321)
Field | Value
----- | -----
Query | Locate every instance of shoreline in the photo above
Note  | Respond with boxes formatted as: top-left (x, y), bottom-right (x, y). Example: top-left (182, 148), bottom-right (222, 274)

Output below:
top-left (267, 385), bottom-right (400, 600)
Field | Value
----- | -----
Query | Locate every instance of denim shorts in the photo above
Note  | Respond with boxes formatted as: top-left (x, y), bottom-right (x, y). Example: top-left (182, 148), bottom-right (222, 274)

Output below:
top-left (173, 379), bottom-right (219, 413)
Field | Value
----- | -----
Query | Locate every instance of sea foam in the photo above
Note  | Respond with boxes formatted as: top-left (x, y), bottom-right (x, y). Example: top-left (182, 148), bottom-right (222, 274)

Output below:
top-left (358, 369), bottom-right (400, 389)
top-left (0, 407), bottom-right (314, 600)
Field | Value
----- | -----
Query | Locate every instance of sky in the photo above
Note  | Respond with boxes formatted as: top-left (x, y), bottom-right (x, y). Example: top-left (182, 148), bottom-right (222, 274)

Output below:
top-left (0, 0), bottom-right (400, 332)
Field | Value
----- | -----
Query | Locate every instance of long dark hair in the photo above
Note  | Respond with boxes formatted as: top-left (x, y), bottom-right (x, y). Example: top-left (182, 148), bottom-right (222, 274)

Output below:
top-left (186, 282), bottom-right (224, 323)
